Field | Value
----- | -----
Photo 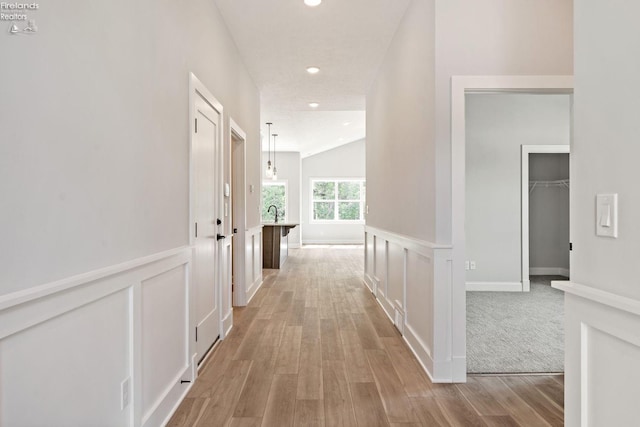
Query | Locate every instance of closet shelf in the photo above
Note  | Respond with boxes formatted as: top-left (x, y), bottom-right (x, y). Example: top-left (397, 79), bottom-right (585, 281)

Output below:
top-left (529, 179), bottom-right (569, 193)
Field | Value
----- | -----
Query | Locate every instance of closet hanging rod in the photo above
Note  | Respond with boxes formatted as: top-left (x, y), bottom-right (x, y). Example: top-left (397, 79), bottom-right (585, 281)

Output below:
top-left (529, 179), bottom-right (570, 194)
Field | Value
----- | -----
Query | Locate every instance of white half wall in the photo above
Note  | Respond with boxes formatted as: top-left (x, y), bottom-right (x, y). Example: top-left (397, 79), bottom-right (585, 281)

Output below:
top-left (364, 226), bottom-right (455, 382)
top-left (465, 94), bottom-right (571, 286)
top-left (302, 139), bottom-right (366, 244)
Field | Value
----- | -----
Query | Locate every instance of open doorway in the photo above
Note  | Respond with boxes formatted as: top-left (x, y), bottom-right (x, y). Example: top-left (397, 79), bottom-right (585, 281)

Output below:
top-left (464, 92), bottom-right (571, 374)
top-left (230, 119), bottom-right (248, 307)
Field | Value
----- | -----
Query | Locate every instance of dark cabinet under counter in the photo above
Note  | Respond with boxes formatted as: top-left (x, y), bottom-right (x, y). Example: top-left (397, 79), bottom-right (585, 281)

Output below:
top-left (262, 224), bottom-right (298, 269)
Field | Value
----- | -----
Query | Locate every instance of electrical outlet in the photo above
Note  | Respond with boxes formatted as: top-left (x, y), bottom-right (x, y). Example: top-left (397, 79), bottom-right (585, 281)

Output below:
top-left (121, 377), bottom-right (131, 410)
top-left (470, 261), bottom-right (476, 270)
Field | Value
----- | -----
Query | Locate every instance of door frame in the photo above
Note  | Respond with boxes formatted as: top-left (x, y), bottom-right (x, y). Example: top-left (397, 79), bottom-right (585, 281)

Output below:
top-left (450, 75), bottom-right (573, 381)
top-left (521, 145), bottom-right (570, 292)
top-left (188, 72), bottom-right (225, 368)
top-left (229, 118), bottom-right (248, 306)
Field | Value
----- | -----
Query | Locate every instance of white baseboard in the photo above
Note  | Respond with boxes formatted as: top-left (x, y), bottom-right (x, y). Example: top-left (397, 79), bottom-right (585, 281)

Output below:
top-left (302, 239), bottom-right (364, 245)
top-left (289, 242), bottom-right (301, 249)
top-left (246, 276), bottom-right (263, 304)
top-left (222, 309), bottom-right (233, 338)
top-left (363, 273), bottom-right (375, 293)
top-left (466, 281), bottom-right (523, 292)
top-left (403, 322), bottom-right (435, 381)
top-left (530, 267), bottom-right (570, 277)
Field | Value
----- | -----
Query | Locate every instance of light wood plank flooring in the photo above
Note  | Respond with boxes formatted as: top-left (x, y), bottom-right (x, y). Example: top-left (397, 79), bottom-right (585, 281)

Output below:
top-left (169, 246), bottom-right (563, 427)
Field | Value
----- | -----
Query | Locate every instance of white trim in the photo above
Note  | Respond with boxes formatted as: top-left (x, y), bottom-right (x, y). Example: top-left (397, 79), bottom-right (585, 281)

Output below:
top-left (451, 75), bottom-right (574, 381)
top-left (466, 281), bottom-right (524, 292)
top-left (364, 225), bottom-right (456, 382)
top-left (301, 239), bottom-right (364, 245)
top-left (553, 281), bottom-right (640, 317)
top-left (530, 267), bottom-right (570, 277)
top-left (230, 118), bottom-right (248, 307)
top-left (222, 309), bottom-right (233, 337)
top-left (189, 71), bottom-right (226, 371)
top-left (245, 225), bottom-right (264, 304)
top-left (365, 225), bottom-right (451, 254)
top-left (521, 144), bottom-right (570, 292)
top-left (403, 323), bottom-right (436, 382)
top-left (0, 247), bottom-right (193, 427)
top-left (309, 177), bottom-right (366, 223)
top-left (0, 246), bottom-right (188, 312)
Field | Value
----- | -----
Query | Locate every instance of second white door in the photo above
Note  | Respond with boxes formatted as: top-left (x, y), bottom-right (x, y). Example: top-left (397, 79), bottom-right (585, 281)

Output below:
top-left (193, 92), bottom-right (222, 364)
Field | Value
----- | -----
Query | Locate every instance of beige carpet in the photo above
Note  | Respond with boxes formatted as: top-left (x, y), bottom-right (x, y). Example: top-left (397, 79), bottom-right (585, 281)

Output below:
top-left (466, 276), bottom-right (565, 374)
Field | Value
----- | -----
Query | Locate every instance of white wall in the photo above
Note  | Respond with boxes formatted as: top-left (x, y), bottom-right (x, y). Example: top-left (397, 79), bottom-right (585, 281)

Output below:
top-left (261, 151), bottom-right (302, 247)
top-left (302, 139), bottom-right (366, 244)
top-left (465, 94), bottom-right (571, 285)
top-left (0, 0), bottom-right (260, 424)
top-left (563, 1), bottom-right (640, 425)
top-left (366, 0), bottom-right (436, 242)
top-left (529, 153), bottom-right (570, 275)
top-left (435, 0), bottom-right (574, 243)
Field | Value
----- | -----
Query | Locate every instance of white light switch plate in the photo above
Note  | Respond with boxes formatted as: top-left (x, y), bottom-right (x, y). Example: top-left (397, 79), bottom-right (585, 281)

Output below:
top-left (596, 194), bottom-right (618, 238)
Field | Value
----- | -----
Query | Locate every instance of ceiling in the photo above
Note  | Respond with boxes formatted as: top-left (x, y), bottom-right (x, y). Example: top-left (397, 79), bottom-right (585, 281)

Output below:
top-left (214, 0), bottom-right (411, 157)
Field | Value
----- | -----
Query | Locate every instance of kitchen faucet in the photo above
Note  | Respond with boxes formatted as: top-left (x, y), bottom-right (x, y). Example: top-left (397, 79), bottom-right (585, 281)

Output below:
top-left (267, 205), bottom-right (279, 223)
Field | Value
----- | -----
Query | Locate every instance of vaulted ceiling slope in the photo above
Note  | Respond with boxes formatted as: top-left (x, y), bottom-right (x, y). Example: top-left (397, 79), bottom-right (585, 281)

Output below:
top-left (214, 0), bottom-right (411, 156)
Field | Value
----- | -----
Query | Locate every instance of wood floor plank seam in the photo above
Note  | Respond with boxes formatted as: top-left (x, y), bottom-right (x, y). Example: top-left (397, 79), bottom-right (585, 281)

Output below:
top-left (168, 246), bottom-right (564, 427)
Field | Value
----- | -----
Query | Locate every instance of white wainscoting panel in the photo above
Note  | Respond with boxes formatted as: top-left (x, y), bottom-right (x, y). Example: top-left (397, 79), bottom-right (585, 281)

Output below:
top-left (1, 289), bottom-right (131, 427)
top-left (141, 265), bottom-right (188, 424)
top-left (405, 250), bottom-right (435, 375)
top-left (364, 232), bottom-right (375, 292)
top-left (374, 236), bottom-right (387, 300)
top-left (0, 247), bottom-right (196, 427)
top-left (222, 238), bottom-right (233, 336)
top-left (554, 281), bottom-right (640, 427)
top-left (383, 241), bottom-right (404, 320)
top-left (364, 226), bottom-right (455, 382)
top-left (245, 226), bottom-right (264, 304)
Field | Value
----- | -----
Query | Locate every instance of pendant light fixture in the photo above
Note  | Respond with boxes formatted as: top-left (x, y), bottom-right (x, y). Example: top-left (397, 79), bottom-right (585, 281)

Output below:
top-left (265, 122), bottom-right (273, 178)
top-left (272, 133), bottom-right (278, 180)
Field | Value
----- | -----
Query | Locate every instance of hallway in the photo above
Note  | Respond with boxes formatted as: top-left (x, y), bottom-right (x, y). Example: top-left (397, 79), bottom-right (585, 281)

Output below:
top-left (168, 246), bottom-right (563, 426)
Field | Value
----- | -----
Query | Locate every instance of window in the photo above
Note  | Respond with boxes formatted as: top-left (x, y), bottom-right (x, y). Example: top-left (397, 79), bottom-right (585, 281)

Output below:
top-left (311, 179), bottom-right (365, 222)
top-left (262, 181), bottom-right (287, 222)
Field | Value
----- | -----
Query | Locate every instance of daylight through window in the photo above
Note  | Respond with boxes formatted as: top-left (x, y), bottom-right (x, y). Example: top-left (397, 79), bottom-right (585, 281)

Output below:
top-left (262, 181), bottom-right (287, 222)
top-left (311, 179), bottom-right (365, 222)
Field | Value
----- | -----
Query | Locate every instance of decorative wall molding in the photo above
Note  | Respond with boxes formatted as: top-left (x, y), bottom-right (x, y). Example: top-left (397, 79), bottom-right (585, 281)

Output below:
top-left (245, 226), bottom-right (264, 304)
top-left (557, 281), bottom-right (640, 426)
top-left (466, 281), bottom-right (523, 292)
top-left (0, 247), bottom-right (195, 427)
top-left (530, 267), bottom-right (570, 278)
top-left (301, 239), bottom-right (364, 245)
top-left (553, 281), bottom-right (640, 317)
top-left (364, 226), bottom-right (457, 382)
top-left (0, 246), bottom-right (189, 313)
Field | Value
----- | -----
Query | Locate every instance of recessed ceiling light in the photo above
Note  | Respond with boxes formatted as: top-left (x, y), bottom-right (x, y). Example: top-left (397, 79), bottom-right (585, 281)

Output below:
top-left (306, 66), bottom-right (320, 74)
top-left (343, 122), bottom-right (351, 126)
top-left (304, 0), bottom-right (322, 6)
top-left (309, 102), bottom-right (319, 108)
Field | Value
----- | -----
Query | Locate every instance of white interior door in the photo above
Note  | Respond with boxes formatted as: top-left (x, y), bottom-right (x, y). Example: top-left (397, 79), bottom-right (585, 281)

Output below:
top-left (231, 126), bottom-right (247, 306)
top-left (193, 93), bottom-right (222, 363)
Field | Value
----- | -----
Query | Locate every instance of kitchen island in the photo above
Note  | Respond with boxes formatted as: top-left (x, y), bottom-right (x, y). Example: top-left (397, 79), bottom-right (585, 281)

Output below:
top-left (262, 223), bottom-right (298, 268)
